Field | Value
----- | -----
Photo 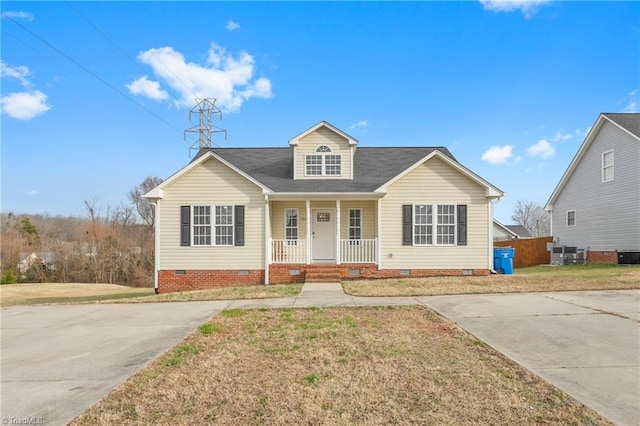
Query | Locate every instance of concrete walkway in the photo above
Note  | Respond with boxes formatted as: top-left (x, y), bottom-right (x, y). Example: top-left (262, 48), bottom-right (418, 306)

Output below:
top-left (1, 284), bottom-right (638, 425)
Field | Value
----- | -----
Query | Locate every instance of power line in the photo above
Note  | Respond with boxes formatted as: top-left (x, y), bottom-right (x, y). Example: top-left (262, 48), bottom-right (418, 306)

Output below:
top-left (2, 12), bottom-right (185, 136)
top-left (64, 2), bottom-right (194, 111)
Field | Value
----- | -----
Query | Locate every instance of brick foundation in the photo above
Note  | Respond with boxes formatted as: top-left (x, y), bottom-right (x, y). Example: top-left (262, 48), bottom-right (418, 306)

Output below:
top-left (587, 250), bottom-right (618, 264)
top-left (159, 265), bottom-right (492, 293)
top-left (268, 264), bottom-right (490, 284)
top-left (158, 269), bottom-right (264, 294)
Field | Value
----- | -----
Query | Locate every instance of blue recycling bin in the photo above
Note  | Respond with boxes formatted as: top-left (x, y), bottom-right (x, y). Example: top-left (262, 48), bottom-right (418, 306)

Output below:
top-left (494, 247), bottom-right (515, 274)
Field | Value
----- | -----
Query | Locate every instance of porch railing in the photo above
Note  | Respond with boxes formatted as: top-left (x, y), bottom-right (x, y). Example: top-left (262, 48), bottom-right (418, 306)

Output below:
top-left (340, 238), bottom-right (377, 263)
top-left (271, 239), bottom-right (307, 263)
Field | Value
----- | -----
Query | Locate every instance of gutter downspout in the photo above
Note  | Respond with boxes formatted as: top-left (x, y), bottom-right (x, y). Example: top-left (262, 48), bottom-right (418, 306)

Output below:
top-left (151, 201), bottom-right (160, 294)
top-left (489, 199), bottom-right (497, 274)
top-left (264, 194), bottom-right (270, 285)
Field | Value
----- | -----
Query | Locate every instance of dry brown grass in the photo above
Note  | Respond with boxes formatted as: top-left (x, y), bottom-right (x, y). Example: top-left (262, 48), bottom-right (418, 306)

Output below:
top-left (343, 265), bottom-right (640, 297)
top-left (0, 283), bottom-right (303, 307)
top-left (72, 306), bottom-right (610, 425)
top-left (109, 284), bottom-right (303, 304)
top-left (0, 283), bottom-right (154, 307)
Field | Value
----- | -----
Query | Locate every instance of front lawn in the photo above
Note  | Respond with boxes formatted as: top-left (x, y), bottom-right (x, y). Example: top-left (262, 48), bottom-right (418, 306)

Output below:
top-left (0, 282), bottom-right (303, 307)
top-left (0, 283), bottom-right (155, 307)
top-left (71, 306), bottom-right (610, 425)
top-left (342, 264), bottom-right (640, 297)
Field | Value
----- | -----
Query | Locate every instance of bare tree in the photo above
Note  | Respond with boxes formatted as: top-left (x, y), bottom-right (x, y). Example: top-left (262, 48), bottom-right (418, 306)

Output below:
top-left (511, 200), bottom-right (550, 237)
top-left (128, 176), bottom-right (163, 226)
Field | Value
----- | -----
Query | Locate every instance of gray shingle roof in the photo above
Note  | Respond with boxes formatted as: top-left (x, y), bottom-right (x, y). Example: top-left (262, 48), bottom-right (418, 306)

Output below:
top-left (504, 225), bottom-right (532, 238)
top-left (603, 113), bottom-right (640, 139)
top-left (196, 146), bottom-right (457, 192)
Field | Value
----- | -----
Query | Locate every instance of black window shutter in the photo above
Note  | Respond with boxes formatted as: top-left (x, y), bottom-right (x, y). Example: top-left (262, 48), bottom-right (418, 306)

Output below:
top-left (180, 206), bottom-right (191, 246)
top-left (457, 205), bottom-right (467, 246)
top-left (234, 205), bottom-right (245, 246)
top-left (402, 205), bottom-right (412, 246)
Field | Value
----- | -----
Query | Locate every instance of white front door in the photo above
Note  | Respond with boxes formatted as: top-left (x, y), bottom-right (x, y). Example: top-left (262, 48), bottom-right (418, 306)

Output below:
top-left (312, 209), bottom-right (335, 262)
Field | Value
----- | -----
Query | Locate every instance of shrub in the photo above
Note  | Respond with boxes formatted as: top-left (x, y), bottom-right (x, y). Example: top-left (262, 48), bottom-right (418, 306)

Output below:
top-left (1, 270), bottom-right (17, 284)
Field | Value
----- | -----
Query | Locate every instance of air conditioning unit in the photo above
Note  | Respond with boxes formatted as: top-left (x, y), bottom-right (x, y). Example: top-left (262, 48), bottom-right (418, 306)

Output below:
top-left (551, 246), bottom-right (584, 265)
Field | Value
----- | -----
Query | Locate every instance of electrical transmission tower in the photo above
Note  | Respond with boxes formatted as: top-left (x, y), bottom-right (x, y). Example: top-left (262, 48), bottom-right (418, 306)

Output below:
top-left (184, 98), bottom-right (227, 155)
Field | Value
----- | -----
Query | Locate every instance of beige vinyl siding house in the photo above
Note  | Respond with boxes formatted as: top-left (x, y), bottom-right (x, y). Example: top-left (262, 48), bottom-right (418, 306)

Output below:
top-left (146, 121), bottom-right (504, 293)
top-left (380, 156), bottom-right (491, 270)
top-left (156, 155), bottom-right (265, 271)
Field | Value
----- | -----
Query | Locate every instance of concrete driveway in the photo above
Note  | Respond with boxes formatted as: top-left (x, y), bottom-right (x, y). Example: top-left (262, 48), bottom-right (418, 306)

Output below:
top-left (1, 301), bottom-right (230, 426)
top-left (420, 290), bottom-right (640, 426)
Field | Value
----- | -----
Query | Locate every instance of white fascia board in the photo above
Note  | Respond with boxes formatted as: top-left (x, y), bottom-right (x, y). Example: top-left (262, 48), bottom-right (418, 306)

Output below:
top-left (269, 192), bottom-right (383, 201)
top-left (288, 121), bottom-right (359, 146)
top-left (545, 114), bottom-right (607, 210)
top-left (375, 150), bottom-right (505, 198)
top-left (143, 151), bottom-right (272, 200)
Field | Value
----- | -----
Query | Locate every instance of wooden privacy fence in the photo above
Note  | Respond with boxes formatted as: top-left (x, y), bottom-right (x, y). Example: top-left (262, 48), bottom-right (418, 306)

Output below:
top-left (495, 236), bottom-right (552, 268)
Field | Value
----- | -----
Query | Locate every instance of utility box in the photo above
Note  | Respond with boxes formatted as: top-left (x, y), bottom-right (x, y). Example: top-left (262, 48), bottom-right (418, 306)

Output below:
top-left (618, 251), bottom-right (640, 265)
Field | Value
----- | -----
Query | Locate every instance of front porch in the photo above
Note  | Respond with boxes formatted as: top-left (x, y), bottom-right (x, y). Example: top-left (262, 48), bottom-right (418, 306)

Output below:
top-left (267, 198), bottom-right (380, 268)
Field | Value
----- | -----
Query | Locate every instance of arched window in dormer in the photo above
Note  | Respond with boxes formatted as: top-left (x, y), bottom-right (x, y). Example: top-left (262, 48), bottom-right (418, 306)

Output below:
top-left (305, 145), bottom-right (342, 176)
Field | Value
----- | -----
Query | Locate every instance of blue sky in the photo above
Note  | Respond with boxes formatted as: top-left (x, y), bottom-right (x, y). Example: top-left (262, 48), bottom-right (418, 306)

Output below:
top-left (1, 1), bottom-right (638, 223)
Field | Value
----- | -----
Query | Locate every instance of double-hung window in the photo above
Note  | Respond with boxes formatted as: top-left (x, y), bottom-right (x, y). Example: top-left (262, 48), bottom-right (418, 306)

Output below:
top-left (602, 150), bottom-right (614, 182)
top-left (436, 205), bottom-right (456, 245)
top-left (567, 210), bottom-right (576, 227)
top-left (285, 208), bottom-right (298, 244)
top-left (305, 145), bottom-right (342, 176)
top-left (215, 206), bottom-right (234, 246)
top-left (349, 209), bottom-right (362, 244)
top-left (193, 206), bottom-right (211, 246)
top-left (414, 205), bottom-right (432, 245)
top-left (413, 204), bottom-right (455, 246)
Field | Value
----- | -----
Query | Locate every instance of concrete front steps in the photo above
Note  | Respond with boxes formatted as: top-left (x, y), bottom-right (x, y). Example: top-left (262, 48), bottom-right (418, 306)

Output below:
top-left (305, 265), bottom-right (341, 283)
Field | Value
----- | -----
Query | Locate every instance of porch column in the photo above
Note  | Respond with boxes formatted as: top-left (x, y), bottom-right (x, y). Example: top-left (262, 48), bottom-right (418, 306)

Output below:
top-left (306, 199), bottom-right (311, 264)
top-left (336, 199), bottom-right (341, 265)
top-left (264, 194), bottom-right (270, 285)
top-left (377, 198), bottom-right (382, 268)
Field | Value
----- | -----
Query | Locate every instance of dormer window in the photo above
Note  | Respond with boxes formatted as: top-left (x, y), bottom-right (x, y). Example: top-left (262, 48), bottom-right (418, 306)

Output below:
top-left (305, 145), bottom-right (342, 176)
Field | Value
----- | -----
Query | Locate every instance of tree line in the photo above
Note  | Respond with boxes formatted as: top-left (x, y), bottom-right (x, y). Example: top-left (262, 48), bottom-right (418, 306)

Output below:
top-left (1, 177), bottom-right (161, 286)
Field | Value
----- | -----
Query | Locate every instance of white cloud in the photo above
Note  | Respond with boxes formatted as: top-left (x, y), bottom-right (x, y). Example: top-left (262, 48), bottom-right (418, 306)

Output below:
top-left (479, 0), bottom-right (550, 18)
top-left (2, 11), bottom-right (34, 21)
top-left (527, 139), bottom-right (555, 158)
top-left (349, 120), bottom-right (368, 131)
top-left (550, 131), bottom-right (572, 142)
top-left (131, 44), bottom-right (273, 112)
top-left (622, 88), bottom-right (639, 113)
top-left (26, 189), bottom-right (39, 195)
top-left (226, 20), bottom-right (240, 31)
top-left (0, 90), bottom-right (51, 120)
top-left (1, 60), bottom-right (32, 87)
top-left (481, 145), bottom-right (513, 164)
top-left (126, 76), bottom-right (169, 101)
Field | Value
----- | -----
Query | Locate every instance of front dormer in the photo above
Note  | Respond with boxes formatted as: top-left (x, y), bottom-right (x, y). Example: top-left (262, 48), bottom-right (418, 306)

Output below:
top-left (289, 121), bottom-right (358, 180)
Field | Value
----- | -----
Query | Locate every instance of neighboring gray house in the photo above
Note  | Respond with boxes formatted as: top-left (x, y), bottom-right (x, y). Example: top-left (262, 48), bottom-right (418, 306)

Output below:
top-left (545, 113), bottom-right (640, 263)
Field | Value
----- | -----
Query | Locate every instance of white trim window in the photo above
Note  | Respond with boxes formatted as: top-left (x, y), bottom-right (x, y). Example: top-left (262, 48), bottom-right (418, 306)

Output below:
top-left (214, 206), bottom-right (234, 246)
top-left (414, 204), bottom-right (455, 246)
top-left (414, 205), bottom-right (432, 245)
top-left (349, 209), bottom-right (362, 243)
top-left (567, 210), bottom-right (576, 227)
top-left (436, 205), bottom-right (456, 245)
top-left (285, 208), bottom-right (298, 244)
top-left (304, 145), bottom-right (342, 176)
top-left (602, 150), bottom-right (614, 182)
top-left (193, 206), bottom-right (211, 246)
